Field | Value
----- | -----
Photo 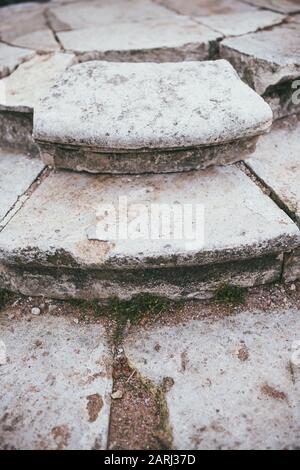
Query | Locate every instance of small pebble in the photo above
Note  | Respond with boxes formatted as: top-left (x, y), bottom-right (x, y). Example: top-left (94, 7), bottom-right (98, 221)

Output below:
top-left (111, 390), bottom-right (123, 400)
top-left (31, 307), bottom-right (41, 316)
top-left (290, 284), bottom-right (296, 292)
top-left (73, 318), bottom-right (79, 324)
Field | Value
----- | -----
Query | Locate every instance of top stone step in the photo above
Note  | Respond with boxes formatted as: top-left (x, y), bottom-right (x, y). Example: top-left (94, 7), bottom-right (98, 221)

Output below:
top-left (34, 60), bottom-right (273, 174)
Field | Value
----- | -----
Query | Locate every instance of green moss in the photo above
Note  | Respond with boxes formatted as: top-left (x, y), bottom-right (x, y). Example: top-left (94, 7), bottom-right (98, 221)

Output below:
top-left (69, 299), bottom-right (103, 317)
top-left (0, 289), bottom-right (13, 309)
top-left (214, 284), bottom-right (247, 305)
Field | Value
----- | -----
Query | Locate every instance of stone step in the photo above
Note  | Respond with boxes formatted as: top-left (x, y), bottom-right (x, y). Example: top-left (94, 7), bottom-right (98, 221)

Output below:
top-left (0, 149), bottom-right (45, 231)
top-left (34, 60), bottom-right (272, 174)
top-left (246, 114), bottom-right (300, 282)
top-left (0, 52), bottom-right (75, 155)
top-left (0, 164), bottom-right (298, 300)
top-left (220, 16), bottom-right (300, 119)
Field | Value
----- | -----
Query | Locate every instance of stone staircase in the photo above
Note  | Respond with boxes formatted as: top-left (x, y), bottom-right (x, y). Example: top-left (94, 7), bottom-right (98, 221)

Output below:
top-left (0, 0), bottom-right (299, 301)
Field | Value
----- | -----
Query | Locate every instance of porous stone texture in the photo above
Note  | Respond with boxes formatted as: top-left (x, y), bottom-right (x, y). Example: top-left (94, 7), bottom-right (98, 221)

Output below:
top-left (0, 150), bottom-right (45, 230)
top-left (34, 60), bottom-right (272, 173)
top-left (47, 0), bottom-right (176, 32)
top-left (0, 166), bottom-right (298, 300)
top-left (0, 43), bottom-right (35, 79)
top-left (125, 308), bottom-right (300, 450)
top-left (284, 249), bottom-right (300, 282)
top-left (0, 315), bottom-right (113, 450)
top-left (57, 17), bottom-right (221, 62)
top-left (0, 52), bottom-right (75, 154)
top-left (155, 0), bottom-right (285, 37)
top-left (220, 21), bottom-right (300, 119)
top-left (0, 2), bottom-right (59, 51)
top-left (240, 0), bottom-right (300, 14)
top-left (247, 115), bottom-right (300, 226)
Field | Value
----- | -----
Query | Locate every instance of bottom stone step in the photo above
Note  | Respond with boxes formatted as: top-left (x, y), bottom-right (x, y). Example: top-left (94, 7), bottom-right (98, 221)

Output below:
top-left (0, 165), bottom-right (299, 300)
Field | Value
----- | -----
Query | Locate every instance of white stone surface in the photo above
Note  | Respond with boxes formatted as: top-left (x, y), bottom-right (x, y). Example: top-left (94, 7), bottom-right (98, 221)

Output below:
top-left (0, 315), bottom-right (113, 450)
top-left (240, 0), bottom-right (300, 14)
top-left (34, 60), bottom-right (272, 151)
top-left (57, 17), bottom-right (221, 61)
top-left (0, 43), bottom-right (35, 79)
top-left (0, 53), bottom-right (75, 113)
top-left (247, 115), bottom-right (300, 226)
top-left (125, 308), bottom-right (300, 450)
top-left (0, 165), bottom-right (298, 270)
top-left (0, 2), bottom-right (59, 51)
top-left (47, 0), bottom-right (176, 31)
top-left (0, 150), bottom-right (45, 228)
top-left (198, 10), bottom-right (284, 36)
top-left (155, 0), bottom-right (251, 16)
top-left (221, 22), bottom-right (300, 95)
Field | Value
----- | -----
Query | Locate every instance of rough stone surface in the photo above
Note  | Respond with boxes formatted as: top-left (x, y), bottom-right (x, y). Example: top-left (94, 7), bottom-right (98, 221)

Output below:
top-left (0, 43), bottom-right (35, 79)
top-left (125, 308), bottom-right (300, 450)
top-left (247, 115), bottom-right (300, 226)
top-left (0, 2), bottom-right (59, 51)
top-left (220, 21), bottom-right (300, 118)
top-left (221, 22), bottom-right (300, 96)
top-left (156, 0), bottom-right (285, 36)
top-left (198, 10), bottom-right (284, 37)
top-left (0, 52), bottom-right (75, 113)
top-left (0, 52), bottom-right (75, 154)
top-left (57, 17), bottom-right (221, 62)
top-left (240, 0), bottom-right (300, 14)
top-left (155, 0), bottom-right (251, 16)
top-left (0, 150), bottom-right (45, 229)
top-left (47, 0), bottom-right (176, 31)
top-left (0, 315), bottom-right (113, 450)
top-left (34, 60), bottom-right (272, 173)
top-left (284, 249), bottom-right (300, 282)
top-left (0, 166), bottom-right (298, 300)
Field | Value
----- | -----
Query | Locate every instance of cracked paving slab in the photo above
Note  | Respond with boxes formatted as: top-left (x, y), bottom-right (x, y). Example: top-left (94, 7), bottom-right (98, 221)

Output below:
top-left (0, 43), bottom-right (35, 80)
top-left (155, 0), bottom-right (285, 37)
top-left (124, 308), bottom-right (300, 450)
top-left (56, 17), bottom-right (221, 62)
top-left (246, 115), bottom-right (300, 283)
top-left (34, 60), bottom-right (272, 174)
top-left (220, 19), bottom-right (300, 119)
top-left (0, 1), bottom-right (60, 52)
top-left (240, 0), bottom-right (300, 14)
top-left (0, 165), bottom-right (299, 300)
top-left (0, 149), bottom-right (45, 230)
top-left (47, 0), bottom-right (177, 32)
top-left (0, 52), bottom-right (75, 154)
top-left (0, 315), bottom-right (113, 450)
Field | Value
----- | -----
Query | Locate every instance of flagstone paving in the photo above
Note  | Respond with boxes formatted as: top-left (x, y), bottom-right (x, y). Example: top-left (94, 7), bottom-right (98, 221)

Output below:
top-left (124, 307), bottom-right (300, 450)
top-left (0, 314), bottom-right (113, 450)
top-left (220, 20), bottom-right (300, 119)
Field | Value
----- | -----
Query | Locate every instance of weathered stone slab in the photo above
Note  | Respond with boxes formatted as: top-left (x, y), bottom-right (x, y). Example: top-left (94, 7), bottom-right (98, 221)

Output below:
top-left (34, 60), bottom-right (272, 174)
top-left (47, 0), bottom-right (176, 32)
top-left (125, 308), bottom-right (300, 450)
top-left (198, 9), bottom-right (284, 37)
top-left (0, 2), bottom-right (59, 51)
top-left (0, 166), bottom-right (298, 300)
top-left (57, 17), bottom-right (221, 62)
top-left (155, 0), bottom-right (251, 16)
top-left (0, 315), bottom-right (113, 450)
top-left (0, 52), bottom-right (75, 153)
top-left (240, 0), bottom-right (300, 14)
top-left (247, 115), bottom-right (300, 226)
top-left (118, 0), bottom-right (284, 37)
top-left (0, 43), bottom-right (35, 79)
top-left (220, 21), bottom-right (300, 119)
top-left (0, 150), bottom-right (45, 229)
